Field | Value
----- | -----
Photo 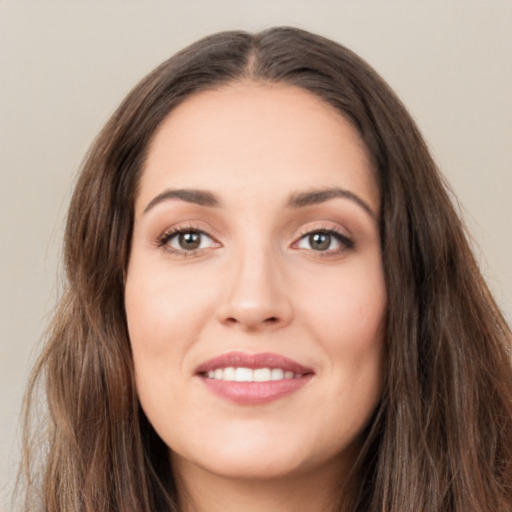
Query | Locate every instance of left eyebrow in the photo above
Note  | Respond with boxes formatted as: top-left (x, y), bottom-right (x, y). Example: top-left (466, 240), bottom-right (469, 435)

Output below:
top-left (142, 188), bottom-right (220, 214)
top-left (286, 187), bottom-right (377, 219)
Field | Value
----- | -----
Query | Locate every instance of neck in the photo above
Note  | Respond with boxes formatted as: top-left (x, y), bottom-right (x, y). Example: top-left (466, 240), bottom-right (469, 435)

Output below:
top-left (172, 455), bottom-right (355, 512)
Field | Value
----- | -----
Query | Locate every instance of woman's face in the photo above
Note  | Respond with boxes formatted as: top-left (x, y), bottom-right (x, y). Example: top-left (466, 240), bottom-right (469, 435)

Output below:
top-left (125, 82), bottom-right (387, 483)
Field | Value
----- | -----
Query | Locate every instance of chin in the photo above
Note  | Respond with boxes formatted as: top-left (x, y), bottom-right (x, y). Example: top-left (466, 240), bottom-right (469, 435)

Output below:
top-left (169, 425), bottom-right (349, 483)
top-left (174, 448), bottom-right (308, 481)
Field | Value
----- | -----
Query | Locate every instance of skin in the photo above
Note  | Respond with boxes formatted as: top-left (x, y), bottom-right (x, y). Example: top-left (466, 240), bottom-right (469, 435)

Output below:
top-left (125, 82), bottom-right (387, 512)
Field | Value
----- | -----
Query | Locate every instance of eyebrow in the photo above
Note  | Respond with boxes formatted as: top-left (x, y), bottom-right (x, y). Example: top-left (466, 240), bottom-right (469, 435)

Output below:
top-left (142, 186), bottom-right (376, 219)
top-left (287, 187), bottom-right (376, 219)
top-left (143, 189), bottom-right (220, 214)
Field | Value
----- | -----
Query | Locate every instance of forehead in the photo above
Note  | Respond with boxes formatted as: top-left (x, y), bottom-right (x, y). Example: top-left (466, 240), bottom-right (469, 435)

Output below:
top-left (137, 82), bottom-right (378, 214)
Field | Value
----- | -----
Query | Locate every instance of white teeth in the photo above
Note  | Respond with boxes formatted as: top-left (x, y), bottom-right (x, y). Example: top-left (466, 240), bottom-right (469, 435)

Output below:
top-left (271, 368), bottom-right (284, 380)
top-left (253, 368), bottom-right (271, 382)
top-left (205, 367), bottom-right (302, 382)
top-left (235, 367), bottom-right (253, 382)
top-left (223, 367), bottom-right (236, 380)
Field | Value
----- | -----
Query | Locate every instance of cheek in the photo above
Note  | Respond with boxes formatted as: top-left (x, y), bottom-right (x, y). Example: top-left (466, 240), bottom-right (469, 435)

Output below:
top-left (299, 257), bottom-right (387, 405)
top-left (300, 258), bottom-right (387, 352)
top-left (124, 260), bottom-right (216, 361)
top-left (124, 264), bottom-right (208, 427)
top-left (309, 279), bottom-right (386, 437)
top-left (124, 257), bottom-right (226, 427)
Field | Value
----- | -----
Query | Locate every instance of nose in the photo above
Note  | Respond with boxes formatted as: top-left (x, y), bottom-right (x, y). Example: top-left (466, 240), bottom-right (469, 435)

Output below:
top-left (216, 245), bottom-right (293, 332)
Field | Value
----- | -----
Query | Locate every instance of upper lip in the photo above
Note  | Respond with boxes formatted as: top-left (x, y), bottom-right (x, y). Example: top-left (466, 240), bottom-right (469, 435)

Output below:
top-left (195, 351), bottom-right (314, 375)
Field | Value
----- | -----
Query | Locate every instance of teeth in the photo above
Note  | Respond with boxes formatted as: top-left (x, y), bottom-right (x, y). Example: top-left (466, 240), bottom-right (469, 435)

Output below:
top-left (205, 367), bottom-right (302, 382)
top-left (253, 368), bottom-right (271, 381)
top-left (223, 367), bottom-right (236, 380)
top-left (235, 367), bottom-right (252, 382)
top-left (271, 368), bottom-right (284, 380)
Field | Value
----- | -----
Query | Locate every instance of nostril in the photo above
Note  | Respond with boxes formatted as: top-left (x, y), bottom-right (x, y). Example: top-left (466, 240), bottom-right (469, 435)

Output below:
top-left (223, 316), bottom-right (280, 327)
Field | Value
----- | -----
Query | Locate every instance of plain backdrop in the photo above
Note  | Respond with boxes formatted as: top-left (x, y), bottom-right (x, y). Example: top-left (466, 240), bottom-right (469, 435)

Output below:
top-left (1, 0), bottom-right (511, 507)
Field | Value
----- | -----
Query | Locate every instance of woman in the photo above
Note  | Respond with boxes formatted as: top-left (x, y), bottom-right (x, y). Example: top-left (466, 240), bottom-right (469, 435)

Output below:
top-left (19, 27), bottom-right (512, 511)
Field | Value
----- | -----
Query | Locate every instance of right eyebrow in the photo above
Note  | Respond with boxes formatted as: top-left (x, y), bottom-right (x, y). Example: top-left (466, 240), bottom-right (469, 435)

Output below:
top-left (142, 188), bottom-right (220, 214)
top-left (287, 187), bottom-right (377, 220)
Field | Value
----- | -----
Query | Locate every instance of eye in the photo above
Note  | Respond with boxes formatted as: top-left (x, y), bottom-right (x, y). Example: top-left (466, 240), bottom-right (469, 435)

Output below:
top-left (295, 230), bottom-right (353, 252)
top-left (159, 229), bottom-right (217, 253)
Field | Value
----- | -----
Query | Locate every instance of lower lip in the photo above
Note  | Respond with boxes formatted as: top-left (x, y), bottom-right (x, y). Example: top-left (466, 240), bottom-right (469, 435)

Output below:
top-left (199, 375), bottom-right (313, 405)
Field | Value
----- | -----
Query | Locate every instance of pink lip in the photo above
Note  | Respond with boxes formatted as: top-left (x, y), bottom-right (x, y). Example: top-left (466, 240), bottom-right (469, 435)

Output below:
top-left (195, 352), bottom-right (314, 405)
top-left (196, 351), bottom-right (313, 375)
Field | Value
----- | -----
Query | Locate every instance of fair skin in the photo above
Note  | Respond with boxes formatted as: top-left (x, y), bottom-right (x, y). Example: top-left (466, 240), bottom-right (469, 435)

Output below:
top-left (125, 82), bottom-right (387, 512)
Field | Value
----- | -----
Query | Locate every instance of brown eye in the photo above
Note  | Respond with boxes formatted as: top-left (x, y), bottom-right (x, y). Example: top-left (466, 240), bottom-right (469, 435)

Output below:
top-left (178, 231), bottom-right (202, 250)
top-left (161, 229), bottom-right (217, 253)
top-left (295, 229), bottom-right (354, 253)
top-left (308, 232), bottom-right (332, 251)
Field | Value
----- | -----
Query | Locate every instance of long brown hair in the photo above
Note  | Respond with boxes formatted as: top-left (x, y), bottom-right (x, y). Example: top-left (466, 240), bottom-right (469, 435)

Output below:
top-left (18, 27), bottom-right (512, 511)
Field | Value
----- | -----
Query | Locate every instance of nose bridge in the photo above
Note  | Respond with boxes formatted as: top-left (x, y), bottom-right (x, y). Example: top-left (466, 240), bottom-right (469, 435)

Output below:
top-left (217, 235), bottom-right (292, 330)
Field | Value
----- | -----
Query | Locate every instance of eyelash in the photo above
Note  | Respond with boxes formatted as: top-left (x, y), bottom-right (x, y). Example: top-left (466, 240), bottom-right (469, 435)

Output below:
top-left (157, 225), bottom-right (354, 258)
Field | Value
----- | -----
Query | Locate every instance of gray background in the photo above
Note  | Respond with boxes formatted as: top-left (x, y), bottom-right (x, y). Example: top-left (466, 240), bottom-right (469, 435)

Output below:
top-left (1, 1), bottom-right (511, 508)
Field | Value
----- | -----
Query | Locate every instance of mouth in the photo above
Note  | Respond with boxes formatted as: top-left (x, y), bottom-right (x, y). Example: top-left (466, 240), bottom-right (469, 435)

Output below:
top-left (202, 367), bottom-right (304, 382)
top-left (195, 352), bottom-right (314, 405)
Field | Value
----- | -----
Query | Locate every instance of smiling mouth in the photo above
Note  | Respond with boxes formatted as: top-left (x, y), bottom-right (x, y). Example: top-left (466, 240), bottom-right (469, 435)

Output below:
top-left (195, 352), bottom-right (314, 404)
top-left (202, 367), bottom-right (305, 382)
